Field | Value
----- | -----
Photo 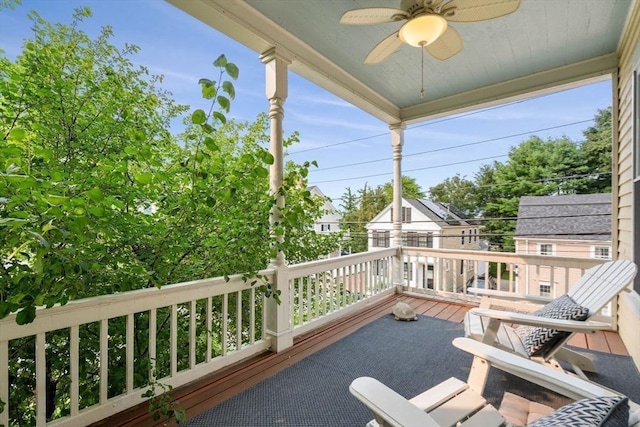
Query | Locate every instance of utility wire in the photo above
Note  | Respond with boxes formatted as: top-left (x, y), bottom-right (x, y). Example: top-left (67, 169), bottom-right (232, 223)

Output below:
top-left (313, 119), bottom-right (592, 172)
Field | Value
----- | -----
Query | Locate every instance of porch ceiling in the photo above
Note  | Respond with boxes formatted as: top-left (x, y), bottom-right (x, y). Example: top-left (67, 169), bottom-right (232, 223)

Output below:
top-left (167, 0), bottom-right (633, 124)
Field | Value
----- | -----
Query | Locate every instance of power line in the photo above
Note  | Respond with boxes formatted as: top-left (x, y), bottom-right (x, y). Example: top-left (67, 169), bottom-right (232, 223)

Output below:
top-left (324, 172), bottom-right (611, 201)
top-left (288, 98), bottom-right (537, 155)
top-left (311, 154), bottom-right (509, 184)
top-left (313, 119), bottom-right (592, 172)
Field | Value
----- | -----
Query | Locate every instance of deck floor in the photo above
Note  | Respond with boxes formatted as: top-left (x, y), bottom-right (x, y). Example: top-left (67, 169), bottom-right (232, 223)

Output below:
top-left (93, 293), bottom-right (629, 427)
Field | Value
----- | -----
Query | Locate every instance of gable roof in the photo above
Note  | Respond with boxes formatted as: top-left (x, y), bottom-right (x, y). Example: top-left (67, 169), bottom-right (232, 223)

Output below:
top-left (515, 193), bottom-right (611, 241)
top-left (407, 199), bottom-right (471, 227)
top-left (365, 198), bottom-right (471, 229)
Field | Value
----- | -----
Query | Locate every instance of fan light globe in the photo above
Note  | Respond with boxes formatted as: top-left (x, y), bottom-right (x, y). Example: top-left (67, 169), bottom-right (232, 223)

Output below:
top-left (399, 14), bottom-right (447, 47)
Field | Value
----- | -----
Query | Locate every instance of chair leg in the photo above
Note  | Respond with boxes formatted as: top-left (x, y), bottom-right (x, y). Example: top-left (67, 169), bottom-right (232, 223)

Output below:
top-left (551, 347), bottom-right (596, 379)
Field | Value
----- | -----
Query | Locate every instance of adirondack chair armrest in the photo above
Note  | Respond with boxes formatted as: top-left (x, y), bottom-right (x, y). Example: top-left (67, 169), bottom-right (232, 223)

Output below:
top-left (453, 337), bottom-right (640, 424)
top-left (349, 377), bottom-right (440, 427)
top-left (469, 308), bottom-right (610, 333)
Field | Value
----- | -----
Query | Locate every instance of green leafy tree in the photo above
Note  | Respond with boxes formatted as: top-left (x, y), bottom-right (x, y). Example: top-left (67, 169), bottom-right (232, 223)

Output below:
top-left (1, 8), bottom-right (340, 425)
top-left (580, 107), bottom-right (612, 193)
top-left (428, 174), bottom-right (479, 217)
top-left (477, 136), bottom-right (588, 251)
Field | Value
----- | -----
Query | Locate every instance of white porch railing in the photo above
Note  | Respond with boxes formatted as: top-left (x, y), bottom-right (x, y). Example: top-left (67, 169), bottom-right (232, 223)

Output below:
top-left (0, 249), bottom-right (398, 426)
top-left (288, 248), bottom-right (398, 338)
top-left (0, 272), bottom-right (271, 427)
top-left (0, 246), bottom-right (613, 426)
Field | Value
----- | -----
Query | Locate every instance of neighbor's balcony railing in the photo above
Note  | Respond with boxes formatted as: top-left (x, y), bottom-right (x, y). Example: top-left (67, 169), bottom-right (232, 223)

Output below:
top-left (0, 248), bottom-right (398, 427)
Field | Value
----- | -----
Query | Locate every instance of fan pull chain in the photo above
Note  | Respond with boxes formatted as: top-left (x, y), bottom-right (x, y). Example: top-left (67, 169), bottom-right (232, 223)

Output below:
top-left (420, 42), bottom-right (425, 98)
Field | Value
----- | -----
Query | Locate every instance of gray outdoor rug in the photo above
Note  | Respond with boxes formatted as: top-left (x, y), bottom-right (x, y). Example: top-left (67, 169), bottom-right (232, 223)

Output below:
top-left (184, 314), bottom-right (640, 427)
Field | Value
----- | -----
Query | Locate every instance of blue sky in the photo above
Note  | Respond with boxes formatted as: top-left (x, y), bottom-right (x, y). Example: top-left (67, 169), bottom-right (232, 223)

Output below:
top-left (0, 0), bottom-right (613, 205)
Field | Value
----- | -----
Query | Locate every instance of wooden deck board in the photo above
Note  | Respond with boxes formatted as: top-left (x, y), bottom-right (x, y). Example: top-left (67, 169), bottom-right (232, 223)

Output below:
top-left (91, 294), bottom-right (628, 427)
top-left (603, 330), bottom-right (629, 355)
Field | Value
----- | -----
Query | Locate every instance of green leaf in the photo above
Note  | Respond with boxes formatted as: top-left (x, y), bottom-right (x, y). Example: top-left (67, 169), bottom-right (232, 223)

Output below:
top-left (217, 96), bottom-right (230, 113)
top-left (191, 109), bottom-right (207, 125)
top-left (213, 54), bottom-right (227, 67)
top-left (124, 146), bottom-right (137, 155)
top-left (87, 187), bottom-right (104, 202)
top-left (263, 152), bottom-right (274, 165)
top-left (134, 172), bottom-right (153, 185)
top-left (8, 128), bottom-right (27, 141)
top-left (203, 137), bottom-right (218, 152)
top-left (16, 306), bottom-right (36, 325)
top-left (201, 83), bottom-right (216, 99)
top-left (213, 111), bottom-right (227, 124)
top-left (46, 195), bottom-right (69, 206)
top-left (89, 206), bottom-right (105, 217)
top-left (222, 81), bottom-right (235, 99)
top-left (225, 62), bottom-right (239, 80)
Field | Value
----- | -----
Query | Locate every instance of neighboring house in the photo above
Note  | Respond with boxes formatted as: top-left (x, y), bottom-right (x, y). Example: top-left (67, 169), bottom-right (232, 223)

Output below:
top-left (366, 198), bottom-right (481, 291)
top-left (514, 193), bottom-right (612, 297)
top-left (308, 186), bottom-right (343, 258)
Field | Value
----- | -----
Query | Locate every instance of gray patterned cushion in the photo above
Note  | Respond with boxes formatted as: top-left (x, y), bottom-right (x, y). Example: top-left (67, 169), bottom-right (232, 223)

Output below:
top-left (527, 396), bottom-right (629, 427)
top-left (514, 294), bottom-right (589, 356)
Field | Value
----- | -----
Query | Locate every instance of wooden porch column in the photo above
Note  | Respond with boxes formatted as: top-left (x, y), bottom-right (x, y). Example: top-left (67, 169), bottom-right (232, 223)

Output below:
top-left (261, 47), bottom-right (293, 352)
top-left (390, 123), bottom-right (405, 286)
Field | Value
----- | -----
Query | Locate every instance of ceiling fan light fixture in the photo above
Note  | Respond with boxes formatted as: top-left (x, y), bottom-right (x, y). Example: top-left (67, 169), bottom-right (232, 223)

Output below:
top-left (398, 14), bottom-right (447, 47)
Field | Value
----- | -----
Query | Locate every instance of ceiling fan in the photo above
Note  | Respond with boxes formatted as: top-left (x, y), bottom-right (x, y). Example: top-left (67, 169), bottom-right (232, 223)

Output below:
top-left (340, 0), bottom-right (521, 64)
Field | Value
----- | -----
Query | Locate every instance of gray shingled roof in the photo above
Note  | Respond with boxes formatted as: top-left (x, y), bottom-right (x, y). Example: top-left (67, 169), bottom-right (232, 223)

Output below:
top-left (515, 194), bottom-right (611, 241)
top-left (407, 199), bottom-right (470, 226)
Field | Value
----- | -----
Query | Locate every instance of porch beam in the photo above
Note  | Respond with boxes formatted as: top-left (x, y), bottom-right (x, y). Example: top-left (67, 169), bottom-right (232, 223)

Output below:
top-left (401, 53), bottom-right (617, 124)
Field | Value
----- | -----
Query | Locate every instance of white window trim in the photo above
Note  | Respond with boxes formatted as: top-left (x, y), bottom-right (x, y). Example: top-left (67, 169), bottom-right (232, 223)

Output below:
top-left (538, 243), bottom-right (555, 256)
top-left (591, 245), bottom-right (611, 260)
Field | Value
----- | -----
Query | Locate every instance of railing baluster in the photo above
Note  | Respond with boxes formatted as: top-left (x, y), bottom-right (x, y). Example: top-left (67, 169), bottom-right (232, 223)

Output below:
top-left (149, 309), bottom-right (157, 382)
top-left (126, 314), bottom-right (134, 393)
top-left (36, 332), bottom-right (46, 425)
top-left (306, 274), bottom-right (312, 322)
top-left (171, 304), bottom-right (177, 376)
top-left (222, 294), bottom-right (228, 356)
top-left (70, 325), bottom-right (79, 416)
top-left (298, 277), bottom-right (304, 325)
top-left (0, 340), bottom-right (8, 426)
top-left (190, 300), bottom-right (196, 368)
top-left (100, 319), bottom-right (108, 404)
top-left (314, 272), bottom-right (319, 321)
top-left (236, 291), bottom-right (242, 351)
top-left (206, 296), bottom-right (212, 362)
top-left (250, 287), bottom-right (256, 345)
top-left (321, 272), bottom-right (326, 316)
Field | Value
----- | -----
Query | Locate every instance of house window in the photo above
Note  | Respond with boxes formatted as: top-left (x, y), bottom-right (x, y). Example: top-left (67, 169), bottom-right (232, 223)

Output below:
top-left (540, 282), bottom-right (552, 297)
top-left (538, 244), bottom-right (555, 256)
top-left (592, 246), bottom-right (611, 260)
top-left (321, 224), bottom-right (330, 231)
top-left (461, 230), bottom-right (465, 245)
top-left (404, 232), bottom-right (417, 247)
top-left (468, 230), bottom-right (472, 243)
top-left (373, 231), bottom-right (390, 248)
top-left (474, 229), bottom-right (478, 242)
top-left (467, 260), bottom-right (474, 271)
top-left (404, 262), bottom-right (413, 280)
top-left (389, 207), bottom-right (412, 223)
top-left (444, 260), bottom-right (450, 271)
top-left (426, 265), bottom-right (434, 289)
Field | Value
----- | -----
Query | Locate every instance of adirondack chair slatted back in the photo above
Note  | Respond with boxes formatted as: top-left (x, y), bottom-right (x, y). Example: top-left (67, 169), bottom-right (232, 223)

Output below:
top-left (566, 260), bottom-right (637, 313)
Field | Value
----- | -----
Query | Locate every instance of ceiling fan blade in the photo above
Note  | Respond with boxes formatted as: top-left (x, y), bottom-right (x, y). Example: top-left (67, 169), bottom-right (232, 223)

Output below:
top-left (442, 0), bottom-right (520, 22)
top-left (365, 31), bottom-right (403, 64)
top-left (340, 8), bottom-right (408, 25)
top-left (424, 26), bottom-right (462, 60)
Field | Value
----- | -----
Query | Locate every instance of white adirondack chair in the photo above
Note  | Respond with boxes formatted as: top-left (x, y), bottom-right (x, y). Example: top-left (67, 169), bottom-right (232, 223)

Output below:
top-left (464, 260), bottom-right (637, 378)
top-left (350, 338), bottom-right (640, 427)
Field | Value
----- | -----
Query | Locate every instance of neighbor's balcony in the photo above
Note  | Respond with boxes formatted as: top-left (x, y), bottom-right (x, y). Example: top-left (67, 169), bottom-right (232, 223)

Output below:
top-left (0, 247), bottom-right (632, 426)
